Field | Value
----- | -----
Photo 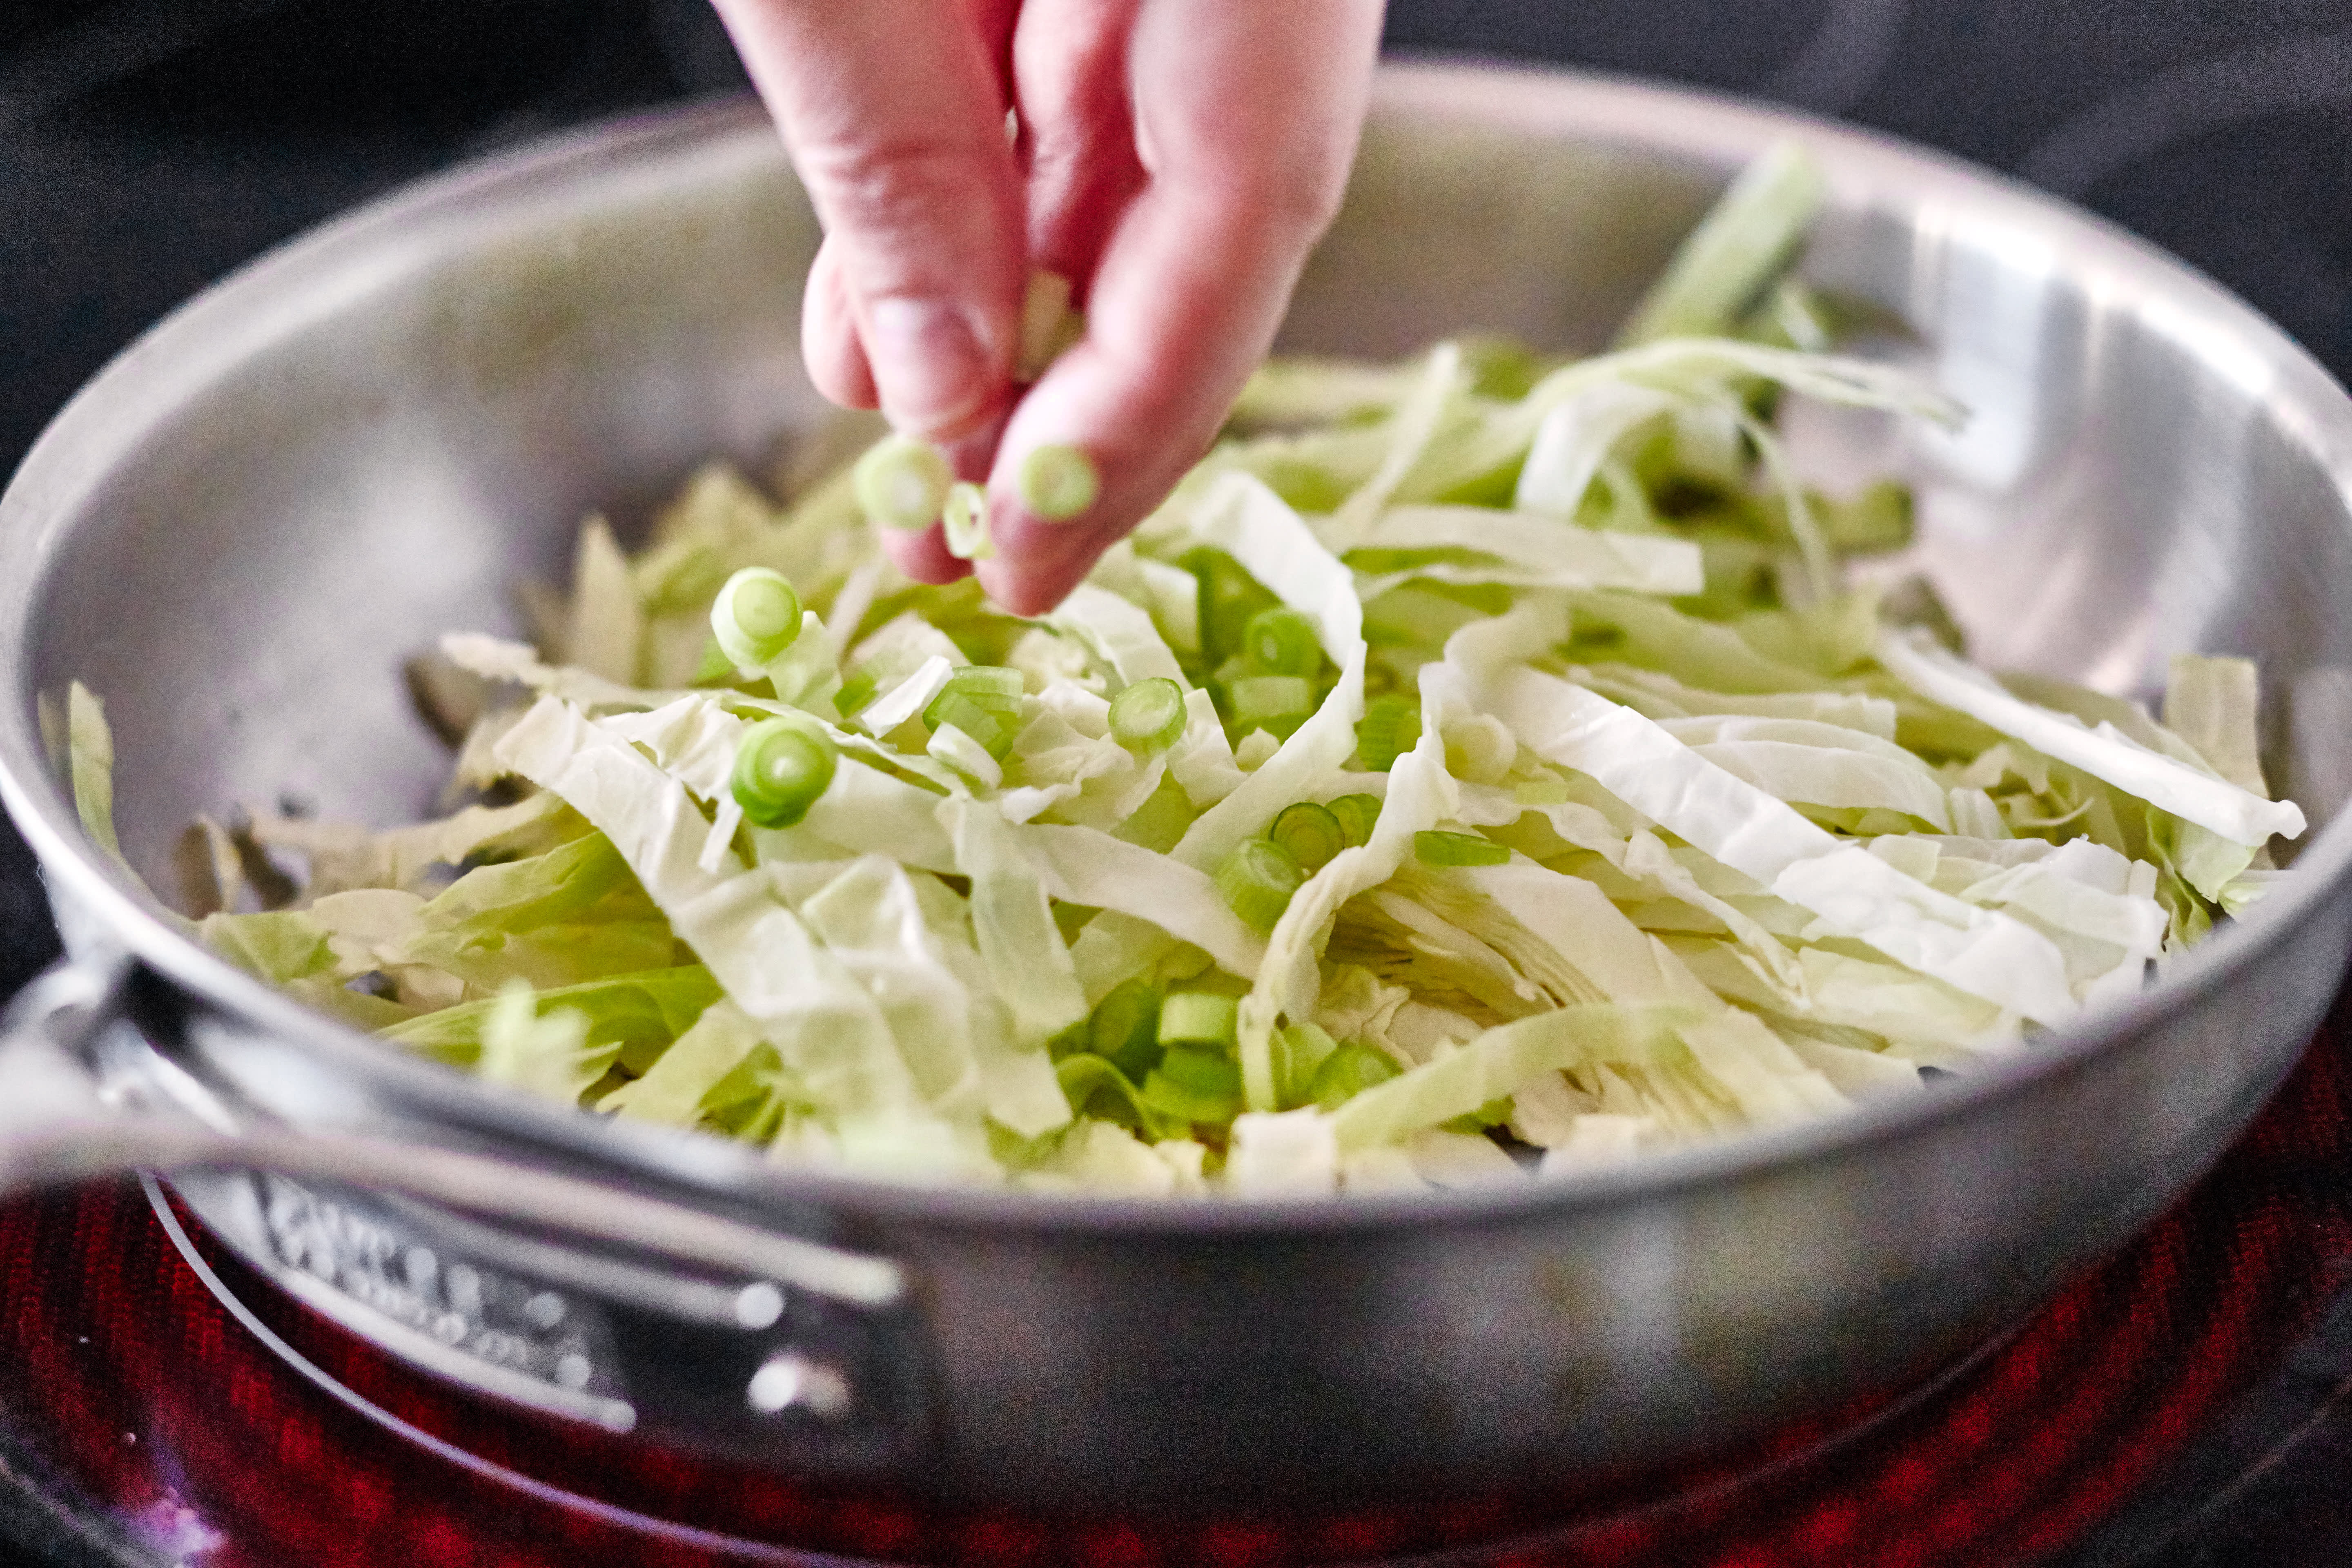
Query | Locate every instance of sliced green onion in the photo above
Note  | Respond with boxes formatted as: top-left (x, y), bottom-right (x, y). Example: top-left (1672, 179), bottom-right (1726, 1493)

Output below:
top-left (925, 690), bottom-right (1018, 760)
top-left (1109, 677), bottom-right (1187, 753)
top-left (1055, 1054), bottom-right (1184, 1140)
top-left (1444, 1095), bottom-right (1515, 1134)
top-left (1155, 1046), bottom-right (1240, 1096)
top-left (1310, 1040), bottom-right (1403, 1112)
top-left (729, 717), bottom-right (838, 829)
top-left (1272, 1022), bottom-right (1339, 1111)
top-left (1141, 1047), bottom-right (1243, 1125)
top-left (1016, 444), bottom-right (1100, 522)
top-left (710, 567), bottom-right (803, 668)
top-left (1414, 829), bottom-right (1509, 868)
top-left (1224, 675), bottom-right (1316, 738)
top-left (1327, 793), bottom-right (1381, 849)
top-left (1158, 991), bottom-right (1240, 1048)
top-left (1214, 837), bottom-right (1305, 933)
top-left (1355, 693), bottom-right (1423, 771)
top-left (930, 663), bottom-right (1026, 708)
top-left (941, 481), bottom-right (993, 560)
top-left (924, 666), bottom-right (1025, 741)
top-left (1183, 546), bottom-right (1281, 668)
top-left (1088, 978), bottom-right (1164, 1082)
top-left (1443, 713), bottom-right (1517, 784)
top-left (1241, 607), bottom-right (1322, 677)
top-left (853, 434), bottom-right (954, 532)
top-left (1269, 801), bottom-right (1346, 874)
top-left (833, 666), bottom-right (880, 717)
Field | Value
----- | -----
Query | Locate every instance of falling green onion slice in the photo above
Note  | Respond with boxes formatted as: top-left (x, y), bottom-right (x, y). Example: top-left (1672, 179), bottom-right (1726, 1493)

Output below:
top-left (1241, 607), bottom-right (1323, 677)
top-left (1016, 444), bottom-right (1100, 522)
top-left (1214, 837), bottom-right (1305, 933)
top-left (1269, 801), bottom-right (1347, 874)
top-left (1158, 990), bottom-right (1240, 1047)
top-left (853, 434), bottom-right (955, 532)
top-left (710, 567), bottom-right (803, 668)
top-left (1108, 677), bottom-right (1187, 753)
top-left (1225, 675), bottom-right (1316, 737)
top-left (1414, 829), bottom-right (1509, 868)
top-left (1356, 693), bottom-right (1423, 772)
top-left (730, 717), bottom-right (838, 829)
top-left (1327, 793), bottom-right (1381, 849)
top-left (942, 481), bottom-right (993, 559)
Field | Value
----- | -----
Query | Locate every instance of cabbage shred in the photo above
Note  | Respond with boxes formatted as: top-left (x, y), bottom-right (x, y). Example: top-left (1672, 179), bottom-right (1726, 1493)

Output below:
top-left (96, 146), bottom-right (2302, 1197)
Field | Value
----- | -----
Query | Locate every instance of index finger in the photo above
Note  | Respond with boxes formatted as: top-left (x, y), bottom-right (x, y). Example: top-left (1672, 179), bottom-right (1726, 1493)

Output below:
top-left (974, 0), bottom-right (1385, 615)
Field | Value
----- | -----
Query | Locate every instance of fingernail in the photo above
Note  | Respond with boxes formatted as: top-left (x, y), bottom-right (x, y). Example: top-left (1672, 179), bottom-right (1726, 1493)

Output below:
top-left (865, 297), bottom-right (999, 440)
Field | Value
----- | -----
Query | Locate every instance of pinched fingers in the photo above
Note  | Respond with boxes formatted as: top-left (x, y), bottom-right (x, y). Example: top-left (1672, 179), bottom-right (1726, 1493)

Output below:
top-left (976, 0), bottom-right (1384, 614)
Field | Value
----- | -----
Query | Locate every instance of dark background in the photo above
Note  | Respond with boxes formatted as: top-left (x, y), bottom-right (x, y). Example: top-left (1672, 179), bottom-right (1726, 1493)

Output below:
top-left (2, 1), bottom-right (2350, 1561)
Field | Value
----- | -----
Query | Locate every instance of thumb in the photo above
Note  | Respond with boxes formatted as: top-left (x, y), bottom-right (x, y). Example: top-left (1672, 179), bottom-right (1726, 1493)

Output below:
top-left (712, 0), bottom-right (1027, 442)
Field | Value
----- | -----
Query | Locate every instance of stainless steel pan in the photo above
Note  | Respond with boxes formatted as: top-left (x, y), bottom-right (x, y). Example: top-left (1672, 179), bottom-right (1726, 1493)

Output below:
top-left (7, 63), bottom-right (2352, 1517)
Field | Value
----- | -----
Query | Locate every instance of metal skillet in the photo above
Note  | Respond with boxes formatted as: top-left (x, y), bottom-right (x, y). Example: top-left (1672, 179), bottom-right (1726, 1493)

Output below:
top-left (5, 61), bottom-right (2352, 1516)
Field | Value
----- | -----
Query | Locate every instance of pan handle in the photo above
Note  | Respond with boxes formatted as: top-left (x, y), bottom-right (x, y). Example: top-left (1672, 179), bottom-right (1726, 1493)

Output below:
top-left (0, 957), bottom-right (904, 1307)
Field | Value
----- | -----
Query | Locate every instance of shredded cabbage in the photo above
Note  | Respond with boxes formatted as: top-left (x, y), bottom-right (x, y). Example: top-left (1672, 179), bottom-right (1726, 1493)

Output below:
top-left (85, 147), bottom-right (2304, 1196)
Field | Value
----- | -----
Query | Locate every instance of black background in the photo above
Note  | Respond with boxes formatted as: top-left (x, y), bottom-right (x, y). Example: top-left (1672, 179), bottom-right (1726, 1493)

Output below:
top-left (2, 2), bottom-right (2351, 1562)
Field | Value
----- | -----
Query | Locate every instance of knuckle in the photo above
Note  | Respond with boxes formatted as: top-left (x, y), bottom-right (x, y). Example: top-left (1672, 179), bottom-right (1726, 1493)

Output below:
top-left (1187, 144), bottom-right (1349, 245)
top-left (798, 132), bottom-right (1003, 241)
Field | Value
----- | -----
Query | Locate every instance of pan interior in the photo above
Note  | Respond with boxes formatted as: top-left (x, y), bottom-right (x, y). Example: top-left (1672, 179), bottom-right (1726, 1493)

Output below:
top-left (10, 78), bottom-right (2352, 1102)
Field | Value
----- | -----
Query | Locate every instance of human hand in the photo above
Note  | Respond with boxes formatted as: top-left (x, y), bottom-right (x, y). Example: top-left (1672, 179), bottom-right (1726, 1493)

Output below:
top-left (707, 0), bottom-right (1385, 614)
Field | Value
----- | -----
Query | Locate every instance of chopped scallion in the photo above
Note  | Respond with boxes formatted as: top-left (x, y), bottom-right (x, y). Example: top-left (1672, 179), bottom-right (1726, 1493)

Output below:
top-left (928, 664), bottom-right (1027, 712)
top-left (1214, 837), bottom-right (1305, 932)
top-left (1414, 829), bottom-right (1509, 868)
top-left (1269, 801), bottom-right (1346, 874)
top-left (1088, 978), bottom-right (1164, 1081)
top-left (710, 567), bottom-right (802, 668)
top-left (1016, 444), bottom-right (1100, 522)
top-left (1141, 1048), bottom-right (1243, 1124)
top-left (1109, 677), bottom-right (1187, 753)
top-left (1158, 990), bottom-right (1240, 1047)
top-left (1241, 607), bottom-right (1323, 677)
top-left (942, 481), bottom-right (993, 559)
top-left (1356, 693), bottom-right (1422, 771)
top-left (1155, 1046), bottom-right (1241, 1097)
top-left (729, 717), bottom-right (838, 829)
top-left (1310, 1040), bottom-right (1403, 1111)
top-left (925, 689), bottom-right (1018, 760)
top-left (853, 434), bottom-right (954, 532)
top-left (1326, 792), bottom-right (1381, 848)
top-left (1183, 546), bottom-right (1281, 668)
